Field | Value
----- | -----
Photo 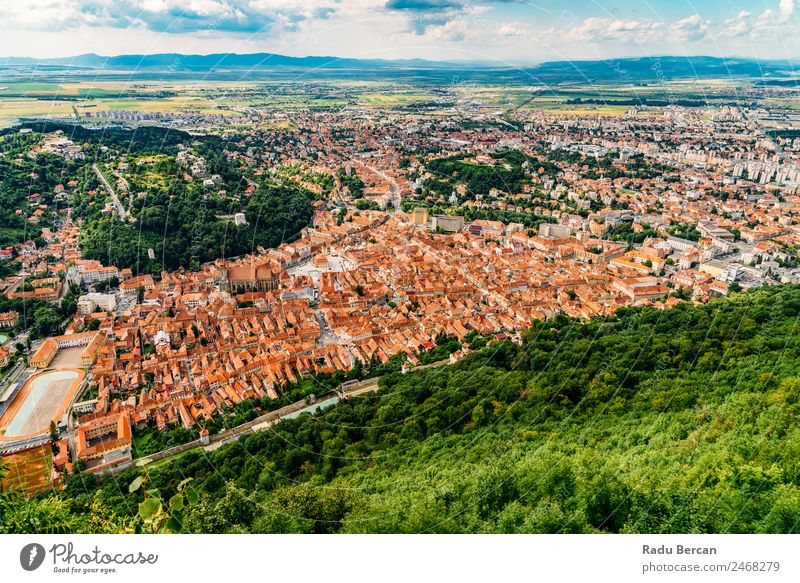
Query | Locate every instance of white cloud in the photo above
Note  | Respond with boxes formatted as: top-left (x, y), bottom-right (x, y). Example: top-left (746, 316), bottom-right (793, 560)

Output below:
top-left (0, 0), bottom-right (799, 62)
top-left (561, 17), bottom-right (664, 44)
top-left (138, 0), bottom-right (232, 17)
top-left (0, 0), bottom-right (353, 34)
top-left (0, 0), bottom-right (86, 30)
top-left (750, 8), bottom-right (782, 40)
top-left (423, 18), bottom-right (468, 41)
top-left (670, 14), bottom-right (708, 42)
top-left (779, 0), bottom-right (795, 23)
top-left (495, 22), bottom-right (528, 38)
top-left (722, 11), bottom-right (751, 38)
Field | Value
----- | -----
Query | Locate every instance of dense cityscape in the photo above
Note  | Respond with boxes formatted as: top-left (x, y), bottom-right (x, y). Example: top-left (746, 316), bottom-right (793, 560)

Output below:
top-left (1, 45), bottom-right (800, 537)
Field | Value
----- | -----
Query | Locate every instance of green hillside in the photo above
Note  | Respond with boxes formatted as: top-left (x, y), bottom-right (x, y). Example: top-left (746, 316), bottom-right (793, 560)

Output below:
top-left (0, 123), bottom-right (317, 275)
top-left (3, 285), bottom-right (800, 533)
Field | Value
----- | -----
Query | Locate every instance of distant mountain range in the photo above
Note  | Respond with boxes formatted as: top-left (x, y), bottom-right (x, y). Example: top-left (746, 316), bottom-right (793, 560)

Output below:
top-left (1, 53), bottom-right (798, 82)
top-left (521, 55), bottom-right (799, 83)
top-left (0, 52), bottom-right (464, 71)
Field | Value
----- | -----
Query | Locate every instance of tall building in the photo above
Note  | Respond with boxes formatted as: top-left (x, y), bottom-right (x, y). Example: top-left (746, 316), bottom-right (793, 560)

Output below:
top-left (431, 215), bottom-right (464, 233)
top-left (412, 207), bottom-right (429, 226)
top-left (538, 223), bottom-right (572, 239)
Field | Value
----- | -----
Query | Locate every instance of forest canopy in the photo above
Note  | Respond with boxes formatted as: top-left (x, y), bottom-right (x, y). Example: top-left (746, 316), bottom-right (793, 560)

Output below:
top-left (5, 285), bottom-right (800, 534)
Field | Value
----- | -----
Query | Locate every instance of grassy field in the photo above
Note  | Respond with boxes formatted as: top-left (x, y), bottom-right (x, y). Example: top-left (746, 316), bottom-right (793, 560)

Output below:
top-left (358, 91), bottom-right (436, 106)
top-left (0, 82), bottom-right (65, 94)
top-left (0, 96), bottom-right (243, 126)
top-left (0, 98), bottom-right (76, 124)
top-left (126, 156), bottom-right (173, 190)
top-left (1, 77), bottom-right (789, 127)
top-left (0, 79), bottom-right (255, 125)
top-left (0, 78), bottom-right (437, 119)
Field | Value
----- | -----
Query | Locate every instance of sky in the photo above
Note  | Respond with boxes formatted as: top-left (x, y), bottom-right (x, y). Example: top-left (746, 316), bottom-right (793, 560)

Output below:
top-left (0, 0), bottom-right (797, 64)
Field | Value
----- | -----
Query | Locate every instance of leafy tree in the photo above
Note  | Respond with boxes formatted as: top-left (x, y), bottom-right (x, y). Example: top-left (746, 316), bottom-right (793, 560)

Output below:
top-left (8, 286), bottom-right (800, 534)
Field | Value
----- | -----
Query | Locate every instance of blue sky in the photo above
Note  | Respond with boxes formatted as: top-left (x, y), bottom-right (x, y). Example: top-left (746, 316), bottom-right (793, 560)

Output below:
top-left (0, 0), bottom-right (797, 62)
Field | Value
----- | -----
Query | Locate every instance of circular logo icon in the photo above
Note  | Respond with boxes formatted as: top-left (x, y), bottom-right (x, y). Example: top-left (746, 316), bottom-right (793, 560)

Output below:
top-left (20, 543), bottom-right (46, 572)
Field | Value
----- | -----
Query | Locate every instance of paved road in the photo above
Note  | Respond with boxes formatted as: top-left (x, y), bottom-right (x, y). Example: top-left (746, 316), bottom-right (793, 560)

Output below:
top-left (106, 358), bottom-right (451, 472)
top-left (92, 163), bottom-right (130, 221)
